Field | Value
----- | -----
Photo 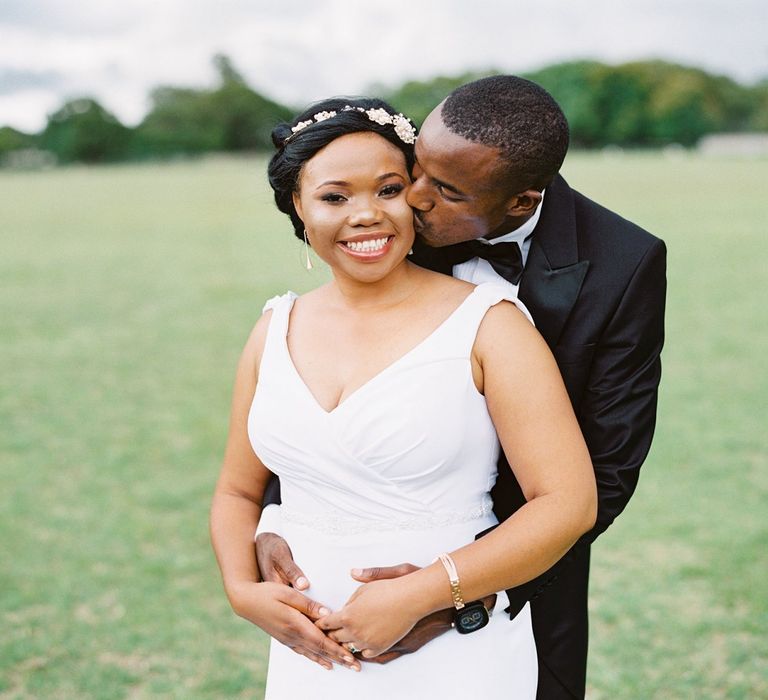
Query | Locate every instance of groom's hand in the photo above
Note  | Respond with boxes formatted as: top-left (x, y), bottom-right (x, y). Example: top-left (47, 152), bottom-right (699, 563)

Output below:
top-left (350, 563), bottom-right (452, 664)
top-left (256, 532), bottom-right (310, 591)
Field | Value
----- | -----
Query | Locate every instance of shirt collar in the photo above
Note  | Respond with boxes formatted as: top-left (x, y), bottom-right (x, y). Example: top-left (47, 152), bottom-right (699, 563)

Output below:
top-left (483, 189), bottom-right (545, 246)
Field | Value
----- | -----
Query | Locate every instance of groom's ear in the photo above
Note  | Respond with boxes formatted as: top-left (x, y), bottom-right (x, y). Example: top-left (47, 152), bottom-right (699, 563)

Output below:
top-left (504, 189), bottom-right (542, 218)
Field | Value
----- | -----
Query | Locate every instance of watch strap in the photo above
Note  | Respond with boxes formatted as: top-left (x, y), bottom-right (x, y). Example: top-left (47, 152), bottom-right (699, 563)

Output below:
top-left (437, 552), bottom-right (465, 610)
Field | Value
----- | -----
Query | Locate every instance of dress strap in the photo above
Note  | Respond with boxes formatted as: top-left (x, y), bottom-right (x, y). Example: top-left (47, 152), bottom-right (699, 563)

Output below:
top-left (258, 291), bottom-right (297, 379)
top-left (472, 282), bottom-right (534, 325)
top-left (437, 282), bottom-right (535, 359)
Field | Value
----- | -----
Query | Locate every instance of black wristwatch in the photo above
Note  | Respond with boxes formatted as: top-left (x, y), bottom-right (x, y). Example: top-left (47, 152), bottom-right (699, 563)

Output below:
top-left (453, 600), bottom-right (491, 634)
top-left (437, 553), bottom-right (493, 635)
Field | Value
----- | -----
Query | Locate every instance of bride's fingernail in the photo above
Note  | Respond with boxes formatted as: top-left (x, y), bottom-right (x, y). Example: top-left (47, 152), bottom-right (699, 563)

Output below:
top-left (296, 576), bottom-right (308, 589)
top-left (350, 568), bottom-right (362, 576)
top-left (318, 607), bottom-right (330, 616)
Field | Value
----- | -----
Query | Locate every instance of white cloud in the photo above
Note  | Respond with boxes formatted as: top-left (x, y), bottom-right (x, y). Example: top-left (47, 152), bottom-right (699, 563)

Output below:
top-left (0, 0), bottom-right (766, 131)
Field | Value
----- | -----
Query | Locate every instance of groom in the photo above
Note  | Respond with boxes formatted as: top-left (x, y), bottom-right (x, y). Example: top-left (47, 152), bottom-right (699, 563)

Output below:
top-left (257, 76), bottom-right (666, 698)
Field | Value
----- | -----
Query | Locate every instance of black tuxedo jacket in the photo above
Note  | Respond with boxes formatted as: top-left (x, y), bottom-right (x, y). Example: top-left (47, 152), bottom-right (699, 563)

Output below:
top-left (411, 173), bottom-right (666, 698)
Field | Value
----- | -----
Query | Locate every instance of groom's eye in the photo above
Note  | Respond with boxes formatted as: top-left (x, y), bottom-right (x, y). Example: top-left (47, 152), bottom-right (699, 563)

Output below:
top-left (437, 184), bottom-right (461, 202)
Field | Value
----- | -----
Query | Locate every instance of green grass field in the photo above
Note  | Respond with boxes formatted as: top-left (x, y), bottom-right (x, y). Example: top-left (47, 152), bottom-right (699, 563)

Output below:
top-left (1, 152), bottom-right (766, 699)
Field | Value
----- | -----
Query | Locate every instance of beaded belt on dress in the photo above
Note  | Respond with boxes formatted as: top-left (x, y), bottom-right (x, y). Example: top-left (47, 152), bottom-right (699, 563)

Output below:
top-left (281, 495), bottom-right (494, 535)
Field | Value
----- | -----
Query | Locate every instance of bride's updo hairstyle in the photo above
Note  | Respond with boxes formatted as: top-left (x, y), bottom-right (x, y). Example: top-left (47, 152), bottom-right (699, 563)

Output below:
top-left (268, 97), bottom-right (417, 242)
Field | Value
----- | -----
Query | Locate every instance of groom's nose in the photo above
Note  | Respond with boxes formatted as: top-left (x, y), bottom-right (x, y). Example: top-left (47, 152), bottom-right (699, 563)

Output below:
top-left (407, 166), bottom-right (433, 212)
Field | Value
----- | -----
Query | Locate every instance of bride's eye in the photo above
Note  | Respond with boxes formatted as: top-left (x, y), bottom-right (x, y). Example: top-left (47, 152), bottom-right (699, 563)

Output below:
top-left (379, 183), bottom-right (404, 198)
top-left (321, 193), bottom-right (347, 203)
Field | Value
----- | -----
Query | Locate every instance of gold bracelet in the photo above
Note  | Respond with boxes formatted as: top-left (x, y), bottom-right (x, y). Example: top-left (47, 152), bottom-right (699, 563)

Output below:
top-left (437, 552), bottom-right (465, 610)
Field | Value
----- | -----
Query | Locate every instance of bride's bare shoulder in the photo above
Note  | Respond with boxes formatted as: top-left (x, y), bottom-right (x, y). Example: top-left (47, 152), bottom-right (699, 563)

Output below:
top-left (288, 283), bottom-right (334, 316)
top-left (417, 267), bottom-right (476, 299)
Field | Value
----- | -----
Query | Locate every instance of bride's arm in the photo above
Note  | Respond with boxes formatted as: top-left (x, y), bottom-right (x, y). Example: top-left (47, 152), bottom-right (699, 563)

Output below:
top-left (210, 317), bottom-right (271, 594)
top-left (317, 301), bottom-right (596, 656)
top-left (210, 314), bottom-right (360, 672)
top-left (445, 300), bottom-right (597, 592)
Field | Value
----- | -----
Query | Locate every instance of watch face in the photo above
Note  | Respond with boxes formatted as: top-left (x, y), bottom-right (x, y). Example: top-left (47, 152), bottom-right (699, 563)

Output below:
top-left (455, 603), bottom-right (489, 634)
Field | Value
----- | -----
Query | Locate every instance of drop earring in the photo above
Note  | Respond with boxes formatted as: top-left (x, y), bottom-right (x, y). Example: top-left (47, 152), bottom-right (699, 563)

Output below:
top-left (303, 229), bottom-right (313, 270)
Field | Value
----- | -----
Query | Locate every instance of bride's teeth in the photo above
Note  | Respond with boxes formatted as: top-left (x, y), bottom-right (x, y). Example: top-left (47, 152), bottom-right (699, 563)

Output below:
top-left (345, 237), bottom-right (389, 252)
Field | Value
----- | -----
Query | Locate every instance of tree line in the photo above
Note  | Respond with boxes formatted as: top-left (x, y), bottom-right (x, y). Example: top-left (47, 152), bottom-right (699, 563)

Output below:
top-left (2, 55), bottom-right (766, 165)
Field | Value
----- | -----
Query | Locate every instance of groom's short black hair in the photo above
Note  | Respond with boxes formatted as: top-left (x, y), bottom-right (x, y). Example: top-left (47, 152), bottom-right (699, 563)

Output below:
top-left (441, 75), bottom-right (569, 192)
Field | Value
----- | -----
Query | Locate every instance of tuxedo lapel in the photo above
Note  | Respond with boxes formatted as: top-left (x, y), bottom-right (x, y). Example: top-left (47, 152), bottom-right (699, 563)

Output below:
top-left (519, 244), bottom-right (589, 346)
top-left (519, 175), bottom-right (590, 347)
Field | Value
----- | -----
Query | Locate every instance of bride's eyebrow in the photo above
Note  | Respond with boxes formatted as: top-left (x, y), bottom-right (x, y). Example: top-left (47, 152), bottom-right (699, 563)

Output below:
top-left (376, 172), bottom-right (405, 181)
top-left (315, 172), bottom-right (405, 190)
top-left (316, 180), bottom-right (349, 189)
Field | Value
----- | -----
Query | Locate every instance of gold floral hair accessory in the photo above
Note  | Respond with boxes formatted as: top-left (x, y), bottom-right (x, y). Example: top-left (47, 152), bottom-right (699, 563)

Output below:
top-left (284, 105), bottom-right (417, 145)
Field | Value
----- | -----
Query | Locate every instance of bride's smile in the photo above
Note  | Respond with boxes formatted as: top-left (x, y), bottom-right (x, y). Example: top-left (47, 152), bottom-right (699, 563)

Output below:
top-left (338, 234), bottom-right (394, 258)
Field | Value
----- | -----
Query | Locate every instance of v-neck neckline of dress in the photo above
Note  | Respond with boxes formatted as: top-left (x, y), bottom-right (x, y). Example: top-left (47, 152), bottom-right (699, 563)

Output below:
top-left (283, 285), bottom-right (482, 416)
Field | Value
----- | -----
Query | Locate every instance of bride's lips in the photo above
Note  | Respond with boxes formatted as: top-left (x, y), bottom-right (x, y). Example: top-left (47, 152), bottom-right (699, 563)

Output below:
top-left (337, 234), bottom-right (395, 261)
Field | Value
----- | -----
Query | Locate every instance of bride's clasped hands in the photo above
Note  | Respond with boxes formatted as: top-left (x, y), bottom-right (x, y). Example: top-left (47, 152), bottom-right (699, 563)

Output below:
top-left (315, 574), bottom-right (427, 659)
top-left (226, 579), bottom-right (362, 671)
top-left (315, 562), bottom-right (498, 660)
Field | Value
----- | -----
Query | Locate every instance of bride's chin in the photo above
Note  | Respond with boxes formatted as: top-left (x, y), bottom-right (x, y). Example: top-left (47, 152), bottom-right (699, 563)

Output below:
top-left (331, 249), bottom-right (410, 275)
top-left (334, 259), bottom-right (410, 285)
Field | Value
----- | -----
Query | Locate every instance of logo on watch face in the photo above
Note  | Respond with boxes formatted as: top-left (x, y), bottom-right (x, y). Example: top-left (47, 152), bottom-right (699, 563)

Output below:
top-left (456, 603), bottom-right (490, 634)
top-left (461, 609), bottom-right (486, 631)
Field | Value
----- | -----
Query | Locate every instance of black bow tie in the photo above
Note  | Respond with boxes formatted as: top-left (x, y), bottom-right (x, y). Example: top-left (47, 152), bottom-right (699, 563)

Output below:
top-left (446, 240), bottom-right (525, 285)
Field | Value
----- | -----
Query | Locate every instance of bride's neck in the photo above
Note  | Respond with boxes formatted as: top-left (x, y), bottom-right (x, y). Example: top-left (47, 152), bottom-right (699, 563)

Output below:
top-left (328, 261), bottom-right (422, 311)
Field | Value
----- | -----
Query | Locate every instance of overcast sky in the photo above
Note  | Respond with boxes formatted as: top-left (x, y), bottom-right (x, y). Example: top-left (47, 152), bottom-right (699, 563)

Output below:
top-left (1, 0), bottom-right (766, 132)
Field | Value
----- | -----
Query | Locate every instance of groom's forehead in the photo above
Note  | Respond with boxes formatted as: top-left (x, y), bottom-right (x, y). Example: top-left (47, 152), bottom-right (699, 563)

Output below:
top-left (417, 112), bottom-right (503, 184)
top-left (420, 109), bottom-right (496, 155)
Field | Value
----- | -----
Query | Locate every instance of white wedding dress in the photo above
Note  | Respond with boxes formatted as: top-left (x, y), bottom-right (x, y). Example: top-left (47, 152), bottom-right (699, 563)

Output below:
top-left (249, 282), bottom-right (538, 699)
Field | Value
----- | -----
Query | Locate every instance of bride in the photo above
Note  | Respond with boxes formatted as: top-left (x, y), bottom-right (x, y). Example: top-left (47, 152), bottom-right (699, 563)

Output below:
top-left (210, 97), bottom-right (596, 698)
